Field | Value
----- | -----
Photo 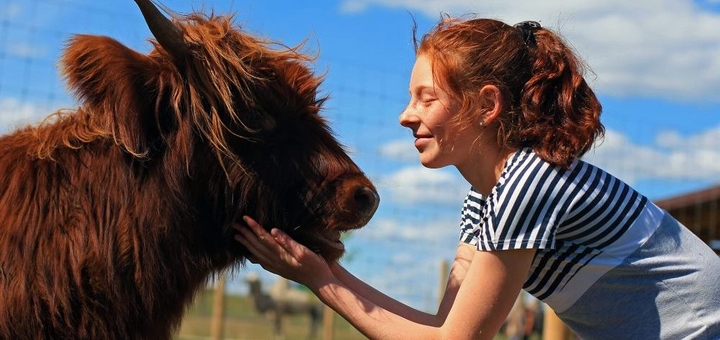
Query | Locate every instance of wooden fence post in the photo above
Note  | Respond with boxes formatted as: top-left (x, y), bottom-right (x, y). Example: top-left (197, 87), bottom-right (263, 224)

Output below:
top-left (210, 273), bottom-right (227, 340)
top-left (438, 259), bottom-right (449, 306)
top-left (322, 305), bottom-right (334, 340)
top-left (543, 305), bottom-right (572, 340)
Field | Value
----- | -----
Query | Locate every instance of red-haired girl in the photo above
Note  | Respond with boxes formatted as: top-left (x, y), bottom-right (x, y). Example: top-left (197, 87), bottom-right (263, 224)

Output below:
top-left (236, 17), bottom-right (720, 339)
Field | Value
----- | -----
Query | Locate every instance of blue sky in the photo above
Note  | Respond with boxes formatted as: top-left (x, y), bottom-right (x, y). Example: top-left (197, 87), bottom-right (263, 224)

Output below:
top-left (1, 0), bottom-right (720, 311)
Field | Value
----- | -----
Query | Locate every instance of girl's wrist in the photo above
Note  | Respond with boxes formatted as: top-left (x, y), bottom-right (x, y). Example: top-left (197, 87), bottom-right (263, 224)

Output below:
top-left (307, 268), bottom-right (340, 295)
top-left (328, 261), bottom-right (343, 275)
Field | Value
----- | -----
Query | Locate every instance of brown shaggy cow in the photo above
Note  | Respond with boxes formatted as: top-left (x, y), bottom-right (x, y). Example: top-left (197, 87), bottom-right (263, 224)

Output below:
top-left (0, 1), bottom-right (379, 339)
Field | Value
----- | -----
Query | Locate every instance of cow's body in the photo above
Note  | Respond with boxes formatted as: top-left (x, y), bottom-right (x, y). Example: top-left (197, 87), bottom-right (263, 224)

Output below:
top-left (0, 119), bottom-right (220, 338)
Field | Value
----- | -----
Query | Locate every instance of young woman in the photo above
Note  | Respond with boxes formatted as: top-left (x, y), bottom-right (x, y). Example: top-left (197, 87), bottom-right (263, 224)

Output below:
top-left (235, 17), bottom-right (720, 339)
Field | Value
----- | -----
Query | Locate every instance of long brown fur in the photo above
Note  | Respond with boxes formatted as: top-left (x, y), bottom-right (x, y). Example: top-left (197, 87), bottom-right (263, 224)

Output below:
top-left (0, 8), bottom-right (377, 340)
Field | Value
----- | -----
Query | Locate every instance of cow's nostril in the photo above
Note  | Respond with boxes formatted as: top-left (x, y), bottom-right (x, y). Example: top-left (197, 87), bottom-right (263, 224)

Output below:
top-left (354, 186), bottom-right (380, 218)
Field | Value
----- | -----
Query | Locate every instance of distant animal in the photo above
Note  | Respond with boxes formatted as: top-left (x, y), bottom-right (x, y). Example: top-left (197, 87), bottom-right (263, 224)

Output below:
top-left (0, 1), bottom-right (378, 339)
top-left (245, 273), bottom-right (322, 339)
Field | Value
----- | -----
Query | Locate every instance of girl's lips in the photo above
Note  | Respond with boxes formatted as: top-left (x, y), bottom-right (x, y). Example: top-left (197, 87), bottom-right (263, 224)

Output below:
top-left (414, 136), bottom-right (431, 149)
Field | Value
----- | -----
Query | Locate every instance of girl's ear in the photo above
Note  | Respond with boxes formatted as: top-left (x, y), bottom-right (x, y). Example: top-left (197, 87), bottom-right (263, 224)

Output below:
top-left (478, 84), bottom-right (503, 126)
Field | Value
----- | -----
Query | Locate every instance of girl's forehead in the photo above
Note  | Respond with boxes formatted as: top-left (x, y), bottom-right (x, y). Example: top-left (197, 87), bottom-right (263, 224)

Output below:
top-left (409, 56), bottom-right (435, 89)
top-left (411, 55), bottom-right (432, 76)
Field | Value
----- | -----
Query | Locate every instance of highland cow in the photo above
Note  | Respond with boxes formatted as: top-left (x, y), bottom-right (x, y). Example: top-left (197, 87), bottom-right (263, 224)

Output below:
top-left (0, 1), bottom-right (379, 339)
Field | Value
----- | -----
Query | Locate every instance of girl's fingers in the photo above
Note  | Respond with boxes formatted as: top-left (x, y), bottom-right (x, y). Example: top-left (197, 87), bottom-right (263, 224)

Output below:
top-left (243, 217), bottom-right (290, 257)
top-left (270, 228), bottom-right (306, 258)
top-left (242, 217), bottom-right (284, 254)
top-left (234, 217), bottom-right (328, 285)
top-left (237, 216), bottom-right (302, 268)
top-left (235, 229), bottom-right (275, 266)
top-left (242, 216), bottom-right (272, 241)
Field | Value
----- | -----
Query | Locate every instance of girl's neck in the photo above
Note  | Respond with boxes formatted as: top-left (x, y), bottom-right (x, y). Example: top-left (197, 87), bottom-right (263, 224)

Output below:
top-left (458, 147), bottom-right (516, 196)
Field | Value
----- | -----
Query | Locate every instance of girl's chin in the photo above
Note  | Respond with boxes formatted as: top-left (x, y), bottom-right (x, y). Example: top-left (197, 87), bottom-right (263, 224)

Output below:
top-left (419, 156), bottom-right (445, 169)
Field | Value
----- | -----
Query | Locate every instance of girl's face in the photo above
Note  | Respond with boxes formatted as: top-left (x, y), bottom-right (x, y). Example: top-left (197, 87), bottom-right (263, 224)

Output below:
top-left (399, 55), bottom-right (477, 169)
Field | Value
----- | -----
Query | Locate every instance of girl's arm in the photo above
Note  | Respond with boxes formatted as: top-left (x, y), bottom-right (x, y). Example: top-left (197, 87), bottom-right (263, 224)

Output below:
top-left (236, 216), bottom-right (535, 340)
top-left (436, 242), bottom-right (476, 320)
top-left (327, 262), bottom-right (439, 325)
top-left (327, 241), bottom-right (476, 326)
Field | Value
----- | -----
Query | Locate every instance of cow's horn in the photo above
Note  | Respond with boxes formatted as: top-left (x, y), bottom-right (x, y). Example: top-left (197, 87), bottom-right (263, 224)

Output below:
top-left (134, 0), bottom-right (188, 64)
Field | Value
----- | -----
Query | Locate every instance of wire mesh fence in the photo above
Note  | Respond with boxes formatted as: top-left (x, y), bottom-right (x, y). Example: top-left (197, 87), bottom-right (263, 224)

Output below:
top-left (1, 0), bottom-right (719, 339)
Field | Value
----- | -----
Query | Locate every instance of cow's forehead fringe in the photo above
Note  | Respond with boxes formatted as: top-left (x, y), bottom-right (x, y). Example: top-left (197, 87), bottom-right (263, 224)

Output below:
top-left (156, 12), bottom-right (326, 172)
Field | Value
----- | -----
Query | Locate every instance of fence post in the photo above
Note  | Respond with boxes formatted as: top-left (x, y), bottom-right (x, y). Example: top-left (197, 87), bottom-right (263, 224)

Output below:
top-left (322, 305), bottom-right (334, 340)
top-left (438, 259), bottom-right (449, 306)
top-left (542, 305), bottom-right (572, 340)
top-left (210, 273), bottom-right (227, 340)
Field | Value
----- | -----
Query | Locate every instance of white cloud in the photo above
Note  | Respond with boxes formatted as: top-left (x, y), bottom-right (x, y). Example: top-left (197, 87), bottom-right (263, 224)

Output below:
top-left (346, 216), bottom-right (459, 310)
top-left (584, 126), bottom-right (720, 184)
top-left (340, 0), bottom-right (720, 102)
top-left (377, 139), bottom-right (418, 162)
top-left (360, 216), bottom-right (458, 242)
top-left (0, 5), bottom-right (46, 59)
top-left (361, 255), bottom-right (441, 311)
top-left (376, 165), bottom-right (468, 204)
top-left (9, 42), bottom-right (46, 58)
top-left (655, 125), bottom-right (720, 150)
top-left (0, 97), bottom-right (49, 131)
top-left (375, 124), bottom-right (720, 203)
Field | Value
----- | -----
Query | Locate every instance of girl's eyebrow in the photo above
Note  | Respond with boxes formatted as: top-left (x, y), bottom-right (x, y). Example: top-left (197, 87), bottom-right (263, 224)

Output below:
top-left (410, 85), bottom-right (436, 96)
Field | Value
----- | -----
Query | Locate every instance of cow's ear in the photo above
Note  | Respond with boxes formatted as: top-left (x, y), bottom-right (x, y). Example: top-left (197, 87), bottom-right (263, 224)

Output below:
top-left (60, 34), bottom-right (158, 157)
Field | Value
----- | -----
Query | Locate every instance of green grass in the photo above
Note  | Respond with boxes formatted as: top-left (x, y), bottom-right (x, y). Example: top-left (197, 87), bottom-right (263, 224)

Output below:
top-left (174, 289), bottom-right (543, 340)
top-left (174, 288), bottom-right (367, 340)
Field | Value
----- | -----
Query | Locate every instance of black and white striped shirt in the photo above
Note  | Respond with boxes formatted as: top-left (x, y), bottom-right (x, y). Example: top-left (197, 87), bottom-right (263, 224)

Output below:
top-left (459, 147), bottom-right (650, 304)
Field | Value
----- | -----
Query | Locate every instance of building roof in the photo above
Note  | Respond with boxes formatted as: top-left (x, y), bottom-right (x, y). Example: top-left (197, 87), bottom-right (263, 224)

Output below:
top-left (654, 185), bottom-right (720, 211)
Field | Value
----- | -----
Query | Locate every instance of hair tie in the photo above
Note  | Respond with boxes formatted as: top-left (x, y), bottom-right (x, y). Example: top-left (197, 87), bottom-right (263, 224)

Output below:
top-left (514, 21), bottom-right (541, 47)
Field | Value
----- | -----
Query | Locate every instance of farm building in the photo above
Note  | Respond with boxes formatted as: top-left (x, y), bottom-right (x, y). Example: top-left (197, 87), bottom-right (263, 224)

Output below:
top-left (655, 185), bottom-right (720, 254)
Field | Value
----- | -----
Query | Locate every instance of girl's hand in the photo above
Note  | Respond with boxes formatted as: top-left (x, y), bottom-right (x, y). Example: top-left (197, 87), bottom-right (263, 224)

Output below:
top-left (234, 216), bottom-right (331, 289)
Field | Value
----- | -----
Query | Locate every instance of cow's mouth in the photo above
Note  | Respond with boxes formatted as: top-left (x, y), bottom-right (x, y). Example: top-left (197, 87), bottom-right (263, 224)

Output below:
top-left (316, 229), bottom-right (345, 251)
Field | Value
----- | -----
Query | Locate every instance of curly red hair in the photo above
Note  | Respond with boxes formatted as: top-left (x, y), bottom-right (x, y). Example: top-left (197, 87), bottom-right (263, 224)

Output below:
top-left (414, 15), bottom-right (604, 168)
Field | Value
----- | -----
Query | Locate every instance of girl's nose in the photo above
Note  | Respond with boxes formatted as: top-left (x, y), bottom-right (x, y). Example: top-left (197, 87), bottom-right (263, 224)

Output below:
top-left (399, 105), bottom-right (416, 127)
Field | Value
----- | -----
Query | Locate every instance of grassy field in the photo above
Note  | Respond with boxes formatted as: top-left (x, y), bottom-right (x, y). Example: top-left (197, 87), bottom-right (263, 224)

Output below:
top-left (174, 288), bottom-right (367, 340)
top-left (174, 289), bottom-right (540, 340)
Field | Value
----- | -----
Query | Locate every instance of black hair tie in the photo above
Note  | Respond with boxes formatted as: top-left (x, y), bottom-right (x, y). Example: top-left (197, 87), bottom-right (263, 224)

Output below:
top-left (514, 21), bottom-right (541, 47)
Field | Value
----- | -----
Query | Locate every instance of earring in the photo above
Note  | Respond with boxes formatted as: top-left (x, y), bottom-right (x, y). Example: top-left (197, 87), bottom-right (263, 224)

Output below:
top-left (479, 120), bottom-right (485, 128)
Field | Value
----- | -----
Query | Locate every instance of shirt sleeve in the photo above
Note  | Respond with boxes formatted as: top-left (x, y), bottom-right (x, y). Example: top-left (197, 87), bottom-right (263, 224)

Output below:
top-left (458, 187), bottom-right (485, 246)
top-left (478, 154), bottom-right (569, 251)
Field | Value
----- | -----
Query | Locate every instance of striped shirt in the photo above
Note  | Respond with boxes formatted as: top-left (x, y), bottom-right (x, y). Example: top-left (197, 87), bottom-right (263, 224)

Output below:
top-left (460, 147), bottom-right (649, 303)
top-left (458, 148), bottom-right (720, 339)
